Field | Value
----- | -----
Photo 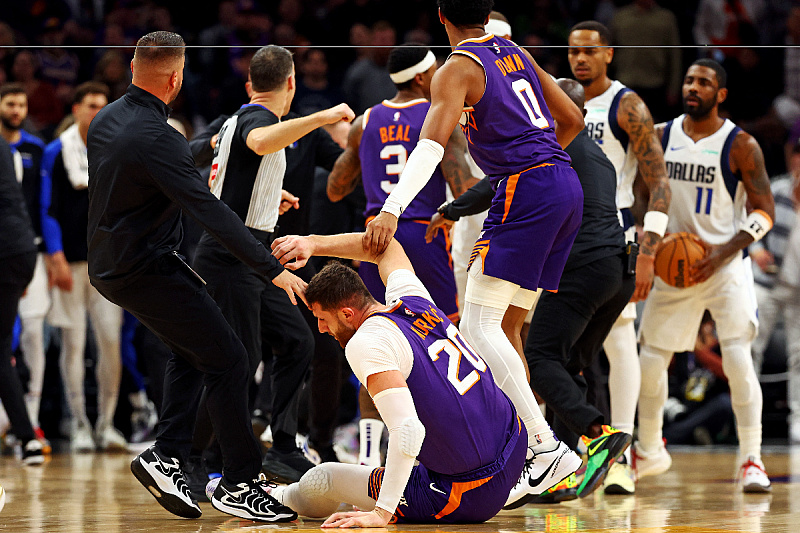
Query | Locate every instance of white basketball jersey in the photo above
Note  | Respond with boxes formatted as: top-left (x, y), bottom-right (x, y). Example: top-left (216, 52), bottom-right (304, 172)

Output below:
top-left (662, 115), bottom-right (746, 245)
top-left (584, 80), bottom-right (638, 210)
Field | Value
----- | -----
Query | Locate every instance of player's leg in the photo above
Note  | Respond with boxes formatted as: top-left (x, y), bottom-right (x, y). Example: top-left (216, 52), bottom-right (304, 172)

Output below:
top-left (275, 463), bottom-right (376, 518)
top-left (358, 384), bottom-right (384, 467)
top-left (750, 283), bottom-right (779, 375)
top-left (17, 254), bottom-right (50, 432)
top-left (87, 275), bottom-right (125, 450)
top-left (785, 300), bottom-right (800, 443)
top-left (603, 313), bottom-right (639, 463)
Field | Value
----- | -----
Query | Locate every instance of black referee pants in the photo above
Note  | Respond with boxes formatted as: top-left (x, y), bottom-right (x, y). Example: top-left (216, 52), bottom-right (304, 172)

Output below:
top-left (526, 252), bottom-right (635, 449)
top-left (193, 233), bottom-right (313, 451)
top-left (92, 252), bottom-right (261, 483)
top-left (0, 251), bottom-right (37, 444)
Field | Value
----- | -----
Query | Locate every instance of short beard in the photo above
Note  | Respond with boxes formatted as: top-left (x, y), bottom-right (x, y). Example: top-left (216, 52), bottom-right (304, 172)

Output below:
top-left (576, 77), bottom-right (593, 87)
top-left (683, 96), bottom-right (716, 119)
top-left (0, 116), bottom-right (21, 131)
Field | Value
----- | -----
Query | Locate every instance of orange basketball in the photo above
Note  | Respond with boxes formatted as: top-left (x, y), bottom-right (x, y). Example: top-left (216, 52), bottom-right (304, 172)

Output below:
top-left (654, 232), bottom-right (707, 288)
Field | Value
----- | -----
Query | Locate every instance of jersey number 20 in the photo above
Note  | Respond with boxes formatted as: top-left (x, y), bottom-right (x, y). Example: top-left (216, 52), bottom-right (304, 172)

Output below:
top-left (427, 324), bottom-right (488, 395)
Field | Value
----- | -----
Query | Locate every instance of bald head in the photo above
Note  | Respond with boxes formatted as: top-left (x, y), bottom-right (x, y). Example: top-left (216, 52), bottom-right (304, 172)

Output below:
top-left (557, 78), bottom-right (585, 111)
top-left (131, 31), bottom-right (186, 104)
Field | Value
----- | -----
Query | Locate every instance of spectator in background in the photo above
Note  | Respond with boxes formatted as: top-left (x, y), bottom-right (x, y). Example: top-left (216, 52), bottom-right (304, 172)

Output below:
top-left (35, 17), bottom-right (80, 114)
top-left (0, 23), bottom-right (17, 82)
top-left (93, 50), bottom-right (131, 102)
top-left (609, 0), bottom-right (682, 123)
top-left (293, 49), bottom-right (344, 116)
top-left (11, 50), bottom-right (63, 139)
top-left (341, 21), bottom-right (397, 115)
top-left (693, 0), bottom-right (764, 54)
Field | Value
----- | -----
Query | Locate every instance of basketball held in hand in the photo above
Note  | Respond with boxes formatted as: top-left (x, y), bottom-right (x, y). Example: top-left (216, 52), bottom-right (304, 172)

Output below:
top-left (654, 232), bottom-right (707, 288)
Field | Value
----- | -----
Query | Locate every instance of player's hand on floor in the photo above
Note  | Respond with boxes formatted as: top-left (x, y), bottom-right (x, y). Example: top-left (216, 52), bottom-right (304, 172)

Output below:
top-left (364, 212), bottom-right (398, 255)
top-left (279, 189), bottom-right (300, 215)
top-left (271, 235), bottom-right (313, 269)
top-left (321, 509), bottom-right (391, 528)
top-left (425, 212), bottom-right (454, 243)
top-left (271, 269), bottom-right (308, 306)
top-left (631, 252), bottom-right (655, 302)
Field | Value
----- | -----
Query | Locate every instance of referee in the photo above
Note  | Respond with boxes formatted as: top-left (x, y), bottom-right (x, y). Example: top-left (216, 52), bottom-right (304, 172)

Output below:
top-left (86, 31), bottom-right (302, 522)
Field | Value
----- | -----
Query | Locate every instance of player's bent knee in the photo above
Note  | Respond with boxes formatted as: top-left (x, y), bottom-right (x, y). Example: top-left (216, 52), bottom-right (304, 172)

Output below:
top-left (398, 417), bottom-right (426, 457)
top-left (298, 464), bottom-right (333, 497)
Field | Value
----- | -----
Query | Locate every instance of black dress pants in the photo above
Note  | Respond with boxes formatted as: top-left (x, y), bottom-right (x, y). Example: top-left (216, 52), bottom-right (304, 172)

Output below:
top-left (92, 252), bottom-right (261, 483)
top-left (526, 253), bottom-right (635, 449)
top-left (0, 251), bottom-right (36, 443)
top-left (193, 233), bottom-right (313, 450)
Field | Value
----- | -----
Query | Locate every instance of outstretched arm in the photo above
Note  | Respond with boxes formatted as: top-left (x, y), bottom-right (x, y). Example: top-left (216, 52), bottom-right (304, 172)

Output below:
top-left (327, 115), bottom-right (364, 202)
top-left (691, 131), bottom-right (775, 283)
top-left (272, 233), bottom-right (414, 285)
top-left (247, 104), bottom-right (355, 156)
top-left (617, 93), bottom-right (671, 301)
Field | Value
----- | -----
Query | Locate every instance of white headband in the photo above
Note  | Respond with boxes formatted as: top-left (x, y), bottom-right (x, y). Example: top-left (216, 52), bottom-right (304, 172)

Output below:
top-left (485, 19), bottom-right (512, 38)
top-left (389, 51), bottom-right (436, 84)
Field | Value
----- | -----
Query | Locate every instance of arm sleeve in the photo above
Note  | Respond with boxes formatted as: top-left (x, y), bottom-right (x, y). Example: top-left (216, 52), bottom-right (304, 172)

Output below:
top-left (144, 130), bottom-right (285, 280)
top-left (39, 143), bottom-right (63, 254)
top-left (345, 321), bottom-right (413, 385)
top-left (384, 269), bottom-right (433, 303)
top-left (314, 127), bottom-right (345, 171)
top-left (189, 114), bottom-right (229, 167)
top-left (440, 176), bottom-right (493, 221)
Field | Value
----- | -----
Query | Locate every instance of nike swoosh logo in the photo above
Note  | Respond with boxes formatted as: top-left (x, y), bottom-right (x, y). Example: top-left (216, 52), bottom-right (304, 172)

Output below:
top-left (529, 456), bottom-right (557, 488)
top-left (669, 146), bottom-right (685, 151)
top-left (429, 483), bottom-right (446, 495)
top-left (587, 437), bottom-right (605, 456)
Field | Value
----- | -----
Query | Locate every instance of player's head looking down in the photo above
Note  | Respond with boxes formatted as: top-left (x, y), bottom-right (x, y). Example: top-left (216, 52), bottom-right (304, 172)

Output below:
top-left (387, 44), bottom-right (437, 98)
top-left (437, 0), bottom-right (494, 28)
top-left (683, 59), bottom-right (727, 119)
top-left (306, 261), bottom-right (379, 347)
top-left (567, 21), bottom-right (613, 87)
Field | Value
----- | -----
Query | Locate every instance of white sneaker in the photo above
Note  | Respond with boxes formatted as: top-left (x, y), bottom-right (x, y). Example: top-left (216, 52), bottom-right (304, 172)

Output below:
top-left (504, 441), bottom-right (583, 509)
top-left (603, 459), bottom-right (635, 494)
top-left (739, 456), bottom-right (771, 493)
top-left (95, 424), bottom-right (128, 451)
top-left (632, 441), bottom-right (671, 480)
top-left (790, 423), bottom-right (800, 445)
top-left (71, 423), bottom-right (95, 453)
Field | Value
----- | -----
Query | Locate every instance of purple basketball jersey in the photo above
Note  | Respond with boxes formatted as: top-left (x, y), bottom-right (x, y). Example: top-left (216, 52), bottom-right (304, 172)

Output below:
top-left (360, 100), bottom-right (447, 219)
top-left (451, 34), bottom-right (570, 176)
top-left (371, 296), bottom-right (518, 475)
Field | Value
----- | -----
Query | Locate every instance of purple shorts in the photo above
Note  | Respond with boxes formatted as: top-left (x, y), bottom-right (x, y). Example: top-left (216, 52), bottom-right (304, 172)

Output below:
top-left (367, 418), bottom-right (527, 524)
top-left (469, 162), bottom-right (583, 292)
top-left (360, 219), bottom-right (459, 320)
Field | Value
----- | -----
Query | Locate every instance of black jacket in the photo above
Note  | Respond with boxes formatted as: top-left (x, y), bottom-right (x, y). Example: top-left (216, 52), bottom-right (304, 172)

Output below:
top-left (0, 136), bottom-right (36, 259)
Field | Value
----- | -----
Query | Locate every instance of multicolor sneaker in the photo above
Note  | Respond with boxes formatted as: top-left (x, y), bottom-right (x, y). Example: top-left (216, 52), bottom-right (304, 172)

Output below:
top-left (528, 473), bottom-right (579, 504)
top-left (738, 456), bottom-right (771, 493)
top-left (632, 440), bottom-right (672, 480)
top-left (33, 427), bottom-right (51, 455)
top-left (603, 457), bottom-right (635, 495)
top-left (576, 426), bottom-right (631, 498)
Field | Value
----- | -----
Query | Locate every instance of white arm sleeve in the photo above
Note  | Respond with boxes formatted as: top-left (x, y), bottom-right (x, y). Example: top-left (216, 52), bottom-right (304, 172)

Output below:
top-left (384, 269), bottom-right (432, 304)
top-left (381, 139), bottom-right (444, 216)
top-left (345, 321), bottom-right (414, 385)
top-left (372, 387), bottom-right (425, 515)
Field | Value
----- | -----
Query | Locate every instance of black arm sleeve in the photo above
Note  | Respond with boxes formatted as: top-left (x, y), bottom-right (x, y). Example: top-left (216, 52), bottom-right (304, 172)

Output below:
top-left (440, 176), bottom-right (493, 221)
top-left (147, 131), bottom-right (285, 280)
top-left (314, 127), bottom-right (344, 171)
top-left (189, 115), bottom-right (229, 168)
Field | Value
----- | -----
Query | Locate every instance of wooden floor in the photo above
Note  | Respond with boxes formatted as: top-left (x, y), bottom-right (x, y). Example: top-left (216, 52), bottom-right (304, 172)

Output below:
top-left (1, 445), bottom-right (799, 532)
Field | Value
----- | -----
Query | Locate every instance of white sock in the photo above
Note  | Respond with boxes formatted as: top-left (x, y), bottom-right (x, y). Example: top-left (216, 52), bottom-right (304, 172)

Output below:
top-left (604, 318), bottom-right (639, 462)
top-left (637, 343), bottom-right (673, 453)
top-left (358, 419), bottom-right (384, 467)
top-left (461, 301), bottom-right (554, 451)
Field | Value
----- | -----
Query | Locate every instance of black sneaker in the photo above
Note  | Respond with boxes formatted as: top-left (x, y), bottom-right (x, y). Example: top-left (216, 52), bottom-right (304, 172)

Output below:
top-left (261, 447), bottom-right (315, 483)
top-left (22, 439), bottom-right (45, 466)
top-left (314, 444), bottom-right (340, 464)
top-left (185, 455), bottom-right (210, 503)
top-left (130, 445), bottom-right (202, 518)
top-left (211, 475), bottom-right (297, 522)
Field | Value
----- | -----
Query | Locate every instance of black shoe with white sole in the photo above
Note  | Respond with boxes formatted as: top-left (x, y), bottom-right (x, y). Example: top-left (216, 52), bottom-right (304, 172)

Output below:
top-left (211, 475), bottom-right (297, 522)
top-left (130, 445), bottom-right (202, 518)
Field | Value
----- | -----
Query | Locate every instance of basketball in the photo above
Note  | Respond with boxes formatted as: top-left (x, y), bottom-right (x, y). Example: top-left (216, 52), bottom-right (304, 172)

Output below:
top-left (654, 232), bottom-right (707, 288)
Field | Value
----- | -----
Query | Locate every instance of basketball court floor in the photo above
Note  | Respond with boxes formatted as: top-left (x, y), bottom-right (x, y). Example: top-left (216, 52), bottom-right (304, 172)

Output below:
top-left (1, 445), bottom-right (798, 532)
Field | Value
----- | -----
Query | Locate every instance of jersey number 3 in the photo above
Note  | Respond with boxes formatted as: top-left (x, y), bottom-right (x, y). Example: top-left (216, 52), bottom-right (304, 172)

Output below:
top-left (512, 79), bottom-right (549, 129)
top-left (427, 324), bottom-right (488, 395)
top-left (379, 144), bottom-right (408, 193)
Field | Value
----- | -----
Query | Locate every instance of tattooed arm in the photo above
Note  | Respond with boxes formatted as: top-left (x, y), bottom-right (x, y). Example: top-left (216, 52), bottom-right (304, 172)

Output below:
top-left (617, 92), bottom-right (671, 301)
top-left (327, 115), bottom-right (364, 202)
top-left (441, 127), bottom-right (478, 198)
top-left (690, 131), bottom-right (775, 283)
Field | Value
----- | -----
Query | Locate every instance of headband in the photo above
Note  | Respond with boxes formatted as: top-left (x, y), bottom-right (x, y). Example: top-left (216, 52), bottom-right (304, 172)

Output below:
top-left (389, 51), bottom-right (436, 84)
top-left (485, 19), bottom-right (512, 38)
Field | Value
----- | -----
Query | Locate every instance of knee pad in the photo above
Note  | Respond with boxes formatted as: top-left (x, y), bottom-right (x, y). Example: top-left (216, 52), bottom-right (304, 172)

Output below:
top-left (298, 465), bottom-right (332, 498)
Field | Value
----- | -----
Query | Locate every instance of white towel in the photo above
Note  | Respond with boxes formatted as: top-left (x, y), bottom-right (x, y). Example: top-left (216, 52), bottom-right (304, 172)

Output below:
top-left (60, 124), bottom-right (89, 190)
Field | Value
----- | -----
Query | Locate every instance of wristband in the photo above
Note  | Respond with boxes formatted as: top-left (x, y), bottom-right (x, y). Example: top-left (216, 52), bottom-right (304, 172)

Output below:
top-left (643, 211), bottom-right (669, 237)
top-left (437, 201), bottom-right (459, 221)
top-left (742, 209), bottom-right (773, 242)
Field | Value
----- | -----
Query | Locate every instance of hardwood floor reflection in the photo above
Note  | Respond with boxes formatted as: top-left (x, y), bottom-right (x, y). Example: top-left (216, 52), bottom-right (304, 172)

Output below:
top-left (1, 446), bottom-right (798, 532)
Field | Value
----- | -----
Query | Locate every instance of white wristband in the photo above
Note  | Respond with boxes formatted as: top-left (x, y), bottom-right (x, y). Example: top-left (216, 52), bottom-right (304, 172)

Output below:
top-left (643, 211), bottom-right (669, 237)
top-left (742, 209), bottom-right (773, 242)
top-left (381, 138), bottom-right (444, 217)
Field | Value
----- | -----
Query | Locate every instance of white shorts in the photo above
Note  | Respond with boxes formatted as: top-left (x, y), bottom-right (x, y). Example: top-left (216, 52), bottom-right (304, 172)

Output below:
top-left (18, 254), bottom-right (51, 319)
top-left (465, 259), bottom-right (540, 311)
top-left (638, 254), bottom-right (758, 352)
top-left (48, 261), bottom-right (122, 331)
